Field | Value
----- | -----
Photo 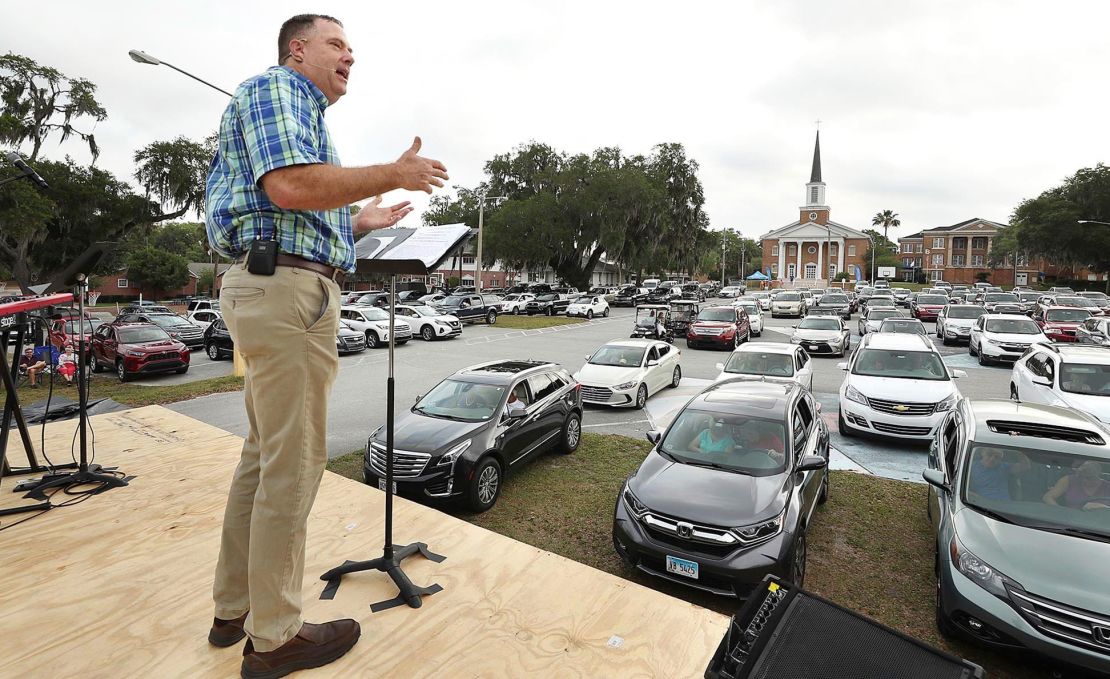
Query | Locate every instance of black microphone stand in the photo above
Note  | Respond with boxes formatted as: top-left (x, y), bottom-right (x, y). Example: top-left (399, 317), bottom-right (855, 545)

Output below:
top-left (319, 274), bottom-right (444, 612)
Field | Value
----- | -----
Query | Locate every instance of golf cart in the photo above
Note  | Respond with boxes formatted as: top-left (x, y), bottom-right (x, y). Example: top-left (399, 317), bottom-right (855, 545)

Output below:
top-left (630, 304), bottom-right (673, 343)
top-left (668, 299), bottom-right (700, 337)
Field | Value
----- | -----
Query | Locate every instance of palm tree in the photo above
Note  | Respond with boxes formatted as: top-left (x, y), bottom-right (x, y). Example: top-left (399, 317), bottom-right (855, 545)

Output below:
top-left (872, 210), bottom-right (901, 240)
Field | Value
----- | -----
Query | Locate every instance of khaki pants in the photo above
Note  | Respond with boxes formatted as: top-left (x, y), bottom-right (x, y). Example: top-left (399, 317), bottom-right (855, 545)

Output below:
top-left (212, 263), bottom-right (339, 652)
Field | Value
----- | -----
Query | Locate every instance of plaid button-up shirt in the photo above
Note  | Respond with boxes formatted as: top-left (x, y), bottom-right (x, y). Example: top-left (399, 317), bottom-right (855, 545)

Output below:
top-left (206, 66), bottom-right (354, 272)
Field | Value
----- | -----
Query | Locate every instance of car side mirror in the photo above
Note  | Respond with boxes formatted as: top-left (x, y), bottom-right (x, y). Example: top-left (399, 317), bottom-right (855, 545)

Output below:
top-left (414, 394), bottom-right (423, 404)
top-left (585, 355), bottom-right (592, 362)
top-left (645, 430), bottom-right (661, 444)
top-left (791, 325), bottom-right (797, 329)
top-left (814, 401), bottom-right (822, 413)
top-left (646, 359), bottom-right (659, 367)
top-left (1032, 378), bottom-right (1053, 387)
top-left (951, 369), bottom-right (967, 379)
top-left (837, 362), bottom-right (848, 370)
top-left (508, 408), bottom-right (527, 419)
top-left (922, 468), bottom-right (950, 493)
top-left (797, 455), bottom-right (827, 472)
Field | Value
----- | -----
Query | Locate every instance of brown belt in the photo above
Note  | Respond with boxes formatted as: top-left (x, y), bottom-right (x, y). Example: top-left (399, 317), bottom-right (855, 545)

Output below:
top-left (274, 254), bottom-right (345, 284)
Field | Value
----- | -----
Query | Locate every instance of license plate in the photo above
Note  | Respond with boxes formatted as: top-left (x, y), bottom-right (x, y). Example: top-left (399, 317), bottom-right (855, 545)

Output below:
top-left (809, 345), bottom-right (820, 351)
top-left (377, 478), bottom-right (397, 494)
top-left (665, 555), bottom-right (699, 579)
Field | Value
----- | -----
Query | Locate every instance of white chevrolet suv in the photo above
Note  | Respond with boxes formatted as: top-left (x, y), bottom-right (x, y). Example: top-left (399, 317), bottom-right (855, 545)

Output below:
top-left (1010, 343), bottom-right (1110, 424)
top-left (837, 333), bottom-right (966, 440)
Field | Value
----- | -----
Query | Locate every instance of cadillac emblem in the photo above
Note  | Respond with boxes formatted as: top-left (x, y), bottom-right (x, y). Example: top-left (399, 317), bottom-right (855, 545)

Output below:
top-left (893, 404), bottom-right (910, 412)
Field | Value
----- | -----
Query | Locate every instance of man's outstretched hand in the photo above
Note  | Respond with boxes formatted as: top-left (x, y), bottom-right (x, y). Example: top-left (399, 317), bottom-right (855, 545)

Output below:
top-left (353, 196), bottom-right (413, 234)
top-left (394, 136), bottom-right (449, 194)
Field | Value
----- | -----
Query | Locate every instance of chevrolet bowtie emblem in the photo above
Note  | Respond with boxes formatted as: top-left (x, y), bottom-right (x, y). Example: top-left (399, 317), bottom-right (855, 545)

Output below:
top-left (893, 405), bottom-right (909, 412)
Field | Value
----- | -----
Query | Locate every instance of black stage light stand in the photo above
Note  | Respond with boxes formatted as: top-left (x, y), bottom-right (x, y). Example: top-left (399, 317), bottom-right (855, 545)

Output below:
top-left (320, 273), bottom-right (444, 612)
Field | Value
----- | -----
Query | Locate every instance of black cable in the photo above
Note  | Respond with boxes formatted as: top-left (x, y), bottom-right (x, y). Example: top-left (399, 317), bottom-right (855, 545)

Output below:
top-left (0, 468), bottom-right (126, 533)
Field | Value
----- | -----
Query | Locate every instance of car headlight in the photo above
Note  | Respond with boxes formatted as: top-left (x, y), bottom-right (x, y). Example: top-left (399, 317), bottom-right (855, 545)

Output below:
top-left (845, 384), bottom-right (868, 406)
top-left (622, 485), bottom-right (648, 518)
top-left (982, 337), bottom-right (995, 346)
top-left (614, 380), bottom-right (638, 390)
top-left (731, 508), bottom-right (785, 545)
top-left (950, 534), bottom-right (1015, 598)
top-left (437, 440), bottom-right (471, 467)
top-left (790, 335), bottom-right (802, 344)
top-left (935, 393), bottom-right (958, 412)
top-left (125, 349), bottom-right (146, 357)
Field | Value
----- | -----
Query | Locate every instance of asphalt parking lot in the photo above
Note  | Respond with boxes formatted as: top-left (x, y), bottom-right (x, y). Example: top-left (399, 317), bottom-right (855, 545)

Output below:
top-left (158, 301), bottom-right (1014, 479)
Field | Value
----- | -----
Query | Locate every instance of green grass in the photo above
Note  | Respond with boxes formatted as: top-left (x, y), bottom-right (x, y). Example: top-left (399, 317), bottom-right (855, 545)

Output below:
top-left (494, 315), bottom-right (587, 330)
top-left (2, 373), bottom-right (244, 407)
top-left (326, 435), bottom-right (1043, 678)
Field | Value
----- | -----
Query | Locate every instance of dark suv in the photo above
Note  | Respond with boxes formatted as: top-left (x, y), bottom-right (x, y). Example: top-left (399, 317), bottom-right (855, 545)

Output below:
top-left (613, 380), bottom-right (829, 598)
top-left (363, 360), bottom-right (583, 512)
top-left (115, 311), bottom-right (204, 350)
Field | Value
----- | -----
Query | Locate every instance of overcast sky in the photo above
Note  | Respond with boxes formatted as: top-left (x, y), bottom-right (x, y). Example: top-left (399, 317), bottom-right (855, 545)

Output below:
top-left (5, 1), bottom-right (1109, 241)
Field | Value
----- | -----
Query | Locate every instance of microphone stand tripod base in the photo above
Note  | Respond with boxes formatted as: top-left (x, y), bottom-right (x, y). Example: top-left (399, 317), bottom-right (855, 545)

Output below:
top-left (319, 542), bottom-right (445, 612)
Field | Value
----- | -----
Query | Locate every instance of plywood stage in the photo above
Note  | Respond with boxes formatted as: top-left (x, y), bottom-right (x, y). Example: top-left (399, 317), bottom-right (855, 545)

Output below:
top-left (0, 407), bottom-right (727, 678)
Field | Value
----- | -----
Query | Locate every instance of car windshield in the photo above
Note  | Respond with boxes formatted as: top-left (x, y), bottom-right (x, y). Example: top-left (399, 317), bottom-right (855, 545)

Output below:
top-left (948, 306), bottom-right (986, 319)
top-left (618, 287), bottom-right (638, 295)
top-left (1017, 292), bottom-right (1041, 302)
top-left (738, 304), bottom-right (759, 315)
top-left (147, 315), bottom-right (193, 328)
top-left (867, 310), bottom-right (900, 322)
top-left (984, 318), bottom-right (1041, 333)
top-left (659, 410), bottom-right (788, 476)
top-left (1045, 309), bottom-right (1091, 322)
top-left (853, 349), bottom-right (947, 380)
top-left (65, 320), bottom-right (98, 333)
top-left (572, 296), bottom-right (592, 304)
top-left (724, 351), bottom-right (794, 378)
top-left (441, 295), bottom-right (468, 306)
top-left (414, 379), bottom-right (506, 422)
top-left (536, 294), bottom-right (558, 301)
top-left (697, 309), bottom-right (735, 322)
top-left (118, 326), bottom-right (171, 343)
top-left (879, 320), bottom-right (924, 334)
top-left (961, 445), bottom-right (1110, 540)
top-left (1059, 297), bottom-right (1098, 308)
top-left (589, 345), bottom-right (646, 367)
top-left (356, 307), bottom-right (389, 321)
top-left (822, 296), bottom-right (848, 305)
top-left (751, 292), bottom-right (770, 300)
top-left (503, 294), bottom-right (521, 301)
top-left (407, 306), bottom-right (439, 317)
top-left (984, 293), bottom-right (1018, 303)
top-left (1078, 292), bottom-right (1109, 301)
top-left (918, 295), bottom-right (949, 304)
top-left (1060, 363), bottom-right (1110, 396)
top-left (798, 318), bottom-right (840, 330)
top-left (778, 293), bottom-right (800, 301)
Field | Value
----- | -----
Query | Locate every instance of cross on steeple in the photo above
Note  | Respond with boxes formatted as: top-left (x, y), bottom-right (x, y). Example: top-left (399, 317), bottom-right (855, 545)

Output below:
top-left (814, 118), bottom-right (822, 130)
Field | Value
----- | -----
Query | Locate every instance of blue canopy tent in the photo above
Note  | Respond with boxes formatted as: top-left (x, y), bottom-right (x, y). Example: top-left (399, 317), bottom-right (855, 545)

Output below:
top-left (746, 271), bottom-right (770, 280)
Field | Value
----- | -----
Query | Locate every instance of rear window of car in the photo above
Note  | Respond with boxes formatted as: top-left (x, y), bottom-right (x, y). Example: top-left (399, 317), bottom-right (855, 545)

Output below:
top-left (918, 295), bottom-right (949, 304)
top-left (778, 293), bottom-right (800, 301)
top-left (948, 306), bottom-right (986, 319)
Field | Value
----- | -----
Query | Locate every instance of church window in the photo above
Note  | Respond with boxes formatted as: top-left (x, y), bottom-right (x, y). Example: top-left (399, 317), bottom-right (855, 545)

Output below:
top-left (972, 255), bottom-right (984, 267)
top-left (932, 237), bottom-right (945, 249)
top-left (789, 245), bottom-right (797, 256)
top-left (772, 245), bottom-right (779, 257)
top-left (810, 187), bottom-right (819, 203)
top-left (848, 245), bottom-right (856, 257)
top-left (807, 246), bottom-right (817, 255)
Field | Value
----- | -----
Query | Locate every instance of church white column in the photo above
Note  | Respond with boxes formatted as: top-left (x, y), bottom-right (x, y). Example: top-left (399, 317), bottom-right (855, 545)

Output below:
top-left (838, 238), bottom-right (845, 276)
top-left (817, 241), bottom-right (824, 282)
top-left (795, 240), bottom-right (802, 278)
top-left (778, 241), bottom-right (785, 280)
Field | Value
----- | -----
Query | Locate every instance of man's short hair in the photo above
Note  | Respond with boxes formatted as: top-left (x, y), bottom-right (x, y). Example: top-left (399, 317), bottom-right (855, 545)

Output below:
top-left (277, 14), bottom-right (343, 64)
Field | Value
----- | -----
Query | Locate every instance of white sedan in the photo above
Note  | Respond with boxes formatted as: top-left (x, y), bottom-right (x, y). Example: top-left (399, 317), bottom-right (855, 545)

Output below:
top-left (574, 339), bottom-right (681, 409)
top-left (714, 342), bottom-right (813, 390)
top-left (732, 299), bottom-right (764, 336)
top-left (498, 293), bottom-right (535, 315)
top-left (393, 304), bottom-right (462, 341)
top-left (566, 295), bottom-right (610, 319)
top-left (338, 305), bottom-right (412, 348)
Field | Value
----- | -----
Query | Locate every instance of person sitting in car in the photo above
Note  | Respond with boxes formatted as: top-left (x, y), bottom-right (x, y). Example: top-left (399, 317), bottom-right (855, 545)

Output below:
top-left (967, 446), bottom-right (1031, 502)
top-left (504, 389), bottom-right (526, 418)
top-left (691, 420), bottom-right (735, 455)
top-left (734, 421), bottom-right (786, 466)
top-left (1043, 460), bottom-right (1110, 511)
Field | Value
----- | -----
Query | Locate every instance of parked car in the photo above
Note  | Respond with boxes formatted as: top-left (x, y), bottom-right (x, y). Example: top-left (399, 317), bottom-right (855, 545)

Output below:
top-left (90, 322), bottom-right (190, 382)
top-left (394, 304), bottom-right (462, 341)
top-left (679, 283), bottom-right (706, 302)
top-left (419, 292), bottom-right (448, 306)
top-left (1033, 306), bottom-right (1092, 343)
top-left (686, 306), bottom-right (752, 350)
top-left (936, 305), bottom-right (987, 345)
top-left (117, 304), bottom-right (173, 315)
top-left (925, 399), bottom-right (1110, 676)
top-left (732, 300), bottom-right (764, 337)
top-left (523, 293), bottom-right (570, 316)
top-left (186, 309), bottom-right (221, 331)
top-left (877, 318), bottom-right (928, 336)
top-left (575, 339), bottom-right (682, 409)
top-left (203, 318), bottom-right (234, 360)
top-left (336, 321), bottom-right (368, 354)
top-left (186, 299), bottom-right (219, 314)
top-left (982, 292), bottom-right (1020, 314)
top-left (339, 305), bottom-right (412, 348)
top-left (436, 294), bottom-right (502, 324)
top-left (771, 292), bottom-right (807, 318)
top-left (815, 293), bottom-right (851, 320)
top-left (1076, 291), bottom-right (1110, 315)
top-left (1010, 343), bottom-right (1110, 423)
top-left (613, 381), bottom-right (829, 597)
top-left (891, 288), bottom-right (912, 305)
top-left (714, 342), bottom-right (814, 391)
top-left (838, 332), bottom-right (966, 440)
top-left (497, 293), bottom-right (535, 315)
top-left (566, 294), bottom-right (610, 319)
top-left (114, 311), bottom-right (205, 350)
top-left (749, 291), bottom-right (772, 311)
top-left (613, 286), bottom-right (648, 307)
top-left (362, 360), bottom-right (582, 512)
top-left (969, 314), bottom-right (1049, 366)
top-left (791, 316), bottom-right (851, 357)
top-left (1048, 286), bottom-right (1076, 295)
top-left (1077, 316), bottom-right (1110, 346)
top-left (912, 294), bottom-right (950, 321)
top-left (857, 307), bottom-right (903, 335)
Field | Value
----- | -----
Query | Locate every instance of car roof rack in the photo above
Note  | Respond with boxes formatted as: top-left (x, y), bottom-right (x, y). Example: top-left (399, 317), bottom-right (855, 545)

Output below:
top-left (986, 419), bottom-right (1106, 445)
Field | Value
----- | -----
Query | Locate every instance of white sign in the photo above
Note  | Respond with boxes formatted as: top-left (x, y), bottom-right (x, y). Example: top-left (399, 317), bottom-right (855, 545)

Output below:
top-left (877, 266), bottom-right (896, 279)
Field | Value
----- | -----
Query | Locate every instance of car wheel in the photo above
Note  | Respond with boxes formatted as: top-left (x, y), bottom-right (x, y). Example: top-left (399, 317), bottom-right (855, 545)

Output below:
top-left (603, 307), bottom-right (610, 318)
top-left (978, 350), bottom-right (991, 366)
top-left (586, 310), bottom-right (594, 320)
top-left (206, 343), bottom-right (222, 360)
top-left (421, 326), bottom-right (436, 341)
top-left (116, 360), bottom-right (131, 383)
top-left (733, 333), bottom-right (741, 349)
top-left (558, 413), bottom-right (581, 454)
top-left (546, 307), bottom-right (554, 317)
top-left (685, 339), bottom-right (693, 348)
top-left (486, 310), bottom-right (497, 325)
top-left (968, 340), bottom-right (977, 356)
top-left (1010, 383), bottom-right (1019, 401)
top-left (467, 456), bottom-right (502, 512)
top-left (91, 356), bottom-right (104, 373)
top-left (635, 384), bottom-right (648, 409)
top-left (365, 331), bottom-right (379, 349)
top-left (670, 365), bottom-right (682, 388)
top-left (838, 411), bottom-right (853, 437)
top-left (788, 530), bottom-right (807, 587)
top-left (818, 468), bottom-right (830, 505)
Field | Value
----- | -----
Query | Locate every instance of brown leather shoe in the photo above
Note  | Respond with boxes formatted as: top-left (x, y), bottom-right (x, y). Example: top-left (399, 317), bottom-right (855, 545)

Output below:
top-left (240, 619), bottom-right (360, 679)
top-left (208, 612), bottom-right (249, 647)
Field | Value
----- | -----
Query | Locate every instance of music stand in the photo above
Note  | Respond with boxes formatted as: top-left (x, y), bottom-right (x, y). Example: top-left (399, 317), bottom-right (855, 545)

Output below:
top-left (320, 225), bottom-right (472, 612)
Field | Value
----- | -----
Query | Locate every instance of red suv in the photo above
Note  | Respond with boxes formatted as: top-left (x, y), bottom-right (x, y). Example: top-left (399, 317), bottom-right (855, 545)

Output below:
top-left (911, 293), bottom-right (949, 321)
top-left (1034, 306), bottom-right (1092, 342)
top-left (90, 322), bottom-right (190, 382)
top-left (686, 306), bottom-right (751, 350)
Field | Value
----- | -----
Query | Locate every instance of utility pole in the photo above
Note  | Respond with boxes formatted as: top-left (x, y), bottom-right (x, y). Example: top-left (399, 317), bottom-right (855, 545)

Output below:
top-left (474, 191), bottom-right (504, 291)
top-left (720, 234), bottom-right (727, 285)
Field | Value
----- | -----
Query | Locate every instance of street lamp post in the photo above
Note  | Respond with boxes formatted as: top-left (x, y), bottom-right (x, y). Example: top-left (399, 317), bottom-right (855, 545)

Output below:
top-left (475, 192), bottom-right (504, 291)
top-left (720, 235), bottom-right (727, 285)
top-left (865, 234), bottom-right (875, 284)
top-left (128, 50), bottom-right (233, 96)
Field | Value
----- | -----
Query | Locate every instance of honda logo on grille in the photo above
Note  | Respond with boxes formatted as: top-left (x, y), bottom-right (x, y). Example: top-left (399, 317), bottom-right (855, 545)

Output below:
top-left (1095, 625), bottom-right (1110, 646)
top-left (676, 522), bottom-right (693, 538)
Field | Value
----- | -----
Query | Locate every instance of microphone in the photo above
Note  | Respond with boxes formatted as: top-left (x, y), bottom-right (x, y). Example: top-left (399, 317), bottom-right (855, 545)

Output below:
top-left (5, 152), bottom-right (49, 190)
top-left (295, 58), bottom-right (344, 77)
